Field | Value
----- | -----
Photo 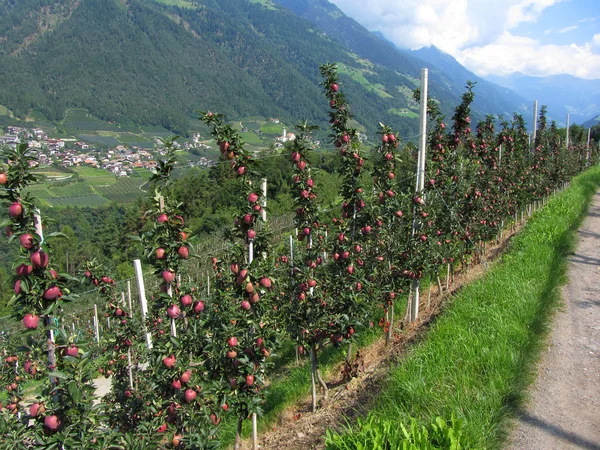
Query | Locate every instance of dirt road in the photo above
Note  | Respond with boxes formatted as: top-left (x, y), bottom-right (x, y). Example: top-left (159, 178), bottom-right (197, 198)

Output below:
top-left (508, 192), bottom-right (600, 449)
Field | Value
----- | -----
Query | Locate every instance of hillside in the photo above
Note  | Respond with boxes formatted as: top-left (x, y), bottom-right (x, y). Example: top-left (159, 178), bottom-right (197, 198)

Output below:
top-left (0, 0), bottom-right (529, 137)
top-left (273, 0), bottom-right (529, 122)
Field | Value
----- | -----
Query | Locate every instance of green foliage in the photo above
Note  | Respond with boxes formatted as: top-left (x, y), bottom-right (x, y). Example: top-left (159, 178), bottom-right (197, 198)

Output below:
top-left (330, 167), bottom-right (600, 449)
top-left (326, 415), bottom-right (464, 450)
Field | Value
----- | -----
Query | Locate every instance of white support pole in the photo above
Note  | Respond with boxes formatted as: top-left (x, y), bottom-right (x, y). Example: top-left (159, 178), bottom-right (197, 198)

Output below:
top-left (499, 144), bottom-right (502, 167)
top-left (261, 178), bottom-right (267, 222)
top-left (566, 114), bottom-right (570, 149)
top-left (289, 235), bottom-right (294, 281)
top-left (410, 68), bottom-right (428, 323)
top-left (587, 128), bottom-right (592, 164)
top-left (127, 281), bottom-right (132, 312)
top-left (93, 304), bottom-right (100, 344)
top-left (252, 413), bottom-right (258, 450)
top-left (248, 232), bottom-right (257, 448)
top-left (134, 259), bottom-right (152, 349)
top-left (532, 100), bottom-right (538, 145)
top-left (126, 281), bottom-right (134, 390)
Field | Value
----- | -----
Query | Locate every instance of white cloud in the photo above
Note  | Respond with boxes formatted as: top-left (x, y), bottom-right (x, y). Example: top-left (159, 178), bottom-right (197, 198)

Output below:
top-left (329, 0), bottom-right (600, 79)
top-left (457, 31), bottom-right (600, 78)
top-left (558, 25), bottom-right (578, 33)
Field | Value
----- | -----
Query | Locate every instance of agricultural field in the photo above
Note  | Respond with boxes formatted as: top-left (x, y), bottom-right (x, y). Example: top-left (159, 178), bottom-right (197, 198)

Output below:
top-left (25, 165), bottom-right (149, 207)
top-left (260, 122), bottom-right (285, 135)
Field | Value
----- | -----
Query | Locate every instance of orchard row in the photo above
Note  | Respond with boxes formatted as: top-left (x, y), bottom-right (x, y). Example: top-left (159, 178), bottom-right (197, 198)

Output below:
top-left (0, 65), bottom-right (594, 449)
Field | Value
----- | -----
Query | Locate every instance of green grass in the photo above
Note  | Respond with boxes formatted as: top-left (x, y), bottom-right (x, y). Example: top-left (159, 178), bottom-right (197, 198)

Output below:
top-left (240, 131), bottom-right (263, 145)
top-left (259, 123), bottom-right (285, 135)
top-left (0, 104), bottom-right (12, 116)
top-left (326, 167), bottom-right (600, 449)
top-left (248, 0), bottom-right (277, 9)
top-left (389, 108), bottom-right (418, 119)
top-left (25, 109), bottom-right (51, 124)
top-left (151, 0), bottom-right (200, 8)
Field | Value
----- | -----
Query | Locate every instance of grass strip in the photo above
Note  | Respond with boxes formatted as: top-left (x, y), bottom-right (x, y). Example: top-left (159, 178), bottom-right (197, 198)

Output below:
top-left (326, 166), bottom-right (600, 449)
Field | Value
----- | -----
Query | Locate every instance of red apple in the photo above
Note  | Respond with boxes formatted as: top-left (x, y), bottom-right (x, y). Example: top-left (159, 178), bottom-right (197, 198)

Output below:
top-left (180, 295), bottom-right (192, 307)
top-left (245, 374), bottom-right (255, 386)
top-left (0, 172), bottom-right (6, 185)
top-left (44, 415), bottom-right (60, 430)
top-left (155, 248), bottom-right (166, 260)
top-left (226, 350), bottom-right (237, 359)
top-left (248, 193), bottom-right (259, 203)
top-left (29, 402), bottom-right (45, 417)
top-left (19, 233), bottom-right (34, 249)
top-left (184, 389), bottom-right (196, 403)
top-left (30, 250), bottom-right (49, 269)
top-left (171, 379), bottom-right (182, 390)
top-left (247, 229), bottom-right (256, 239)
top-left (163, 355), bottom-right (176, 369)
top-left (241, 300), bottom-right (251, 311)
top-left (65, 345), bottom-right (78, 358)
top-left (330, 83), bottom-right (339, 92)
top-left (23, 314), bottom-right (39, 329)
top-left (16, 264), bottom-right (33, 277)
top-left (193, 301), bottom-right (205, 313)
top-left (167, 304), bottom-right (180, 319)
top-left (157, 423), bottom-right (168, 433)
top-left (162, 271), bottom-right (176, 283)
top-left (157, 213), bottom-right (168, 223)
top-left (259, 277), bottom-right (272, 289)
top-left (43, 286), bottom-right (61, 301)
top-left (9, 202), bottom-right (23, 218)
top-left (227, 336), bottom-right (238, 347)
top-left (180, 371), bottom-right (192, 384)
top-left (14, 280), bottom-right (21, 294)
top-left (177, 246), bottom-right (189, 259)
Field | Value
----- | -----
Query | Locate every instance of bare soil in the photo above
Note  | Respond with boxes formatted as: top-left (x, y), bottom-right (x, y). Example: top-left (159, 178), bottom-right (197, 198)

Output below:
top-left (508, 192), bottom-right (600, 450)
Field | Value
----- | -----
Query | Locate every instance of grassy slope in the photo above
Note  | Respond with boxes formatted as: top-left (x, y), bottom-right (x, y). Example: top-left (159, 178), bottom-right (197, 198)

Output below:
top-left (326, 166), bottom-right (600, 449)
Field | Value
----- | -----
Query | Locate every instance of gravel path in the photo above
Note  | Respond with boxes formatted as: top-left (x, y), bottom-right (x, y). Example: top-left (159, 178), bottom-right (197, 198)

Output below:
top-left (508, 191), bottom-right (600, 450)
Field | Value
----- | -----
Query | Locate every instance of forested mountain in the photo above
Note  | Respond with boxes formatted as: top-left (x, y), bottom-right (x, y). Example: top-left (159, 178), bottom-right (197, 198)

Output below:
top-left (0, 0), bottom-right (527, 136)
top-left (273, 0), bottom-right (529, 123)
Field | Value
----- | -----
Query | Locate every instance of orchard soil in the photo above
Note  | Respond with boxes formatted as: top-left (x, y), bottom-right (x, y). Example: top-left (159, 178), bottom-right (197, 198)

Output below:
top-left (238, 223), bottom-right (522, 450)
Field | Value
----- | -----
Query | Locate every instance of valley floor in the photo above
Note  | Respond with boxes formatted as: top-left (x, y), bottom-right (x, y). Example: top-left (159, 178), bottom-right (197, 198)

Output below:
top-left (508, 191), bottom-right (600, 449)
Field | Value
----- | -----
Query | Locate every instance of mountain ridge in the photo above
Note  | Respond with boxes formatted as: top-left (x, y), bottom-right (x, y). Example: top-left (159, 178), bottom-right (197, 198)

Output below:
top-left (0, 0), bottom-right (531, 136)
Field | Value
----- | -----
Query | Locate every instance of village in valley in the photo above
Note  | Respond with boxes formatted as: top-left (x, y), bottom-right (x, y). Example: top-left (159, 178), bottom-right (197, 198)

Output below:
top-left (0, 125), bottom-right (220, 177)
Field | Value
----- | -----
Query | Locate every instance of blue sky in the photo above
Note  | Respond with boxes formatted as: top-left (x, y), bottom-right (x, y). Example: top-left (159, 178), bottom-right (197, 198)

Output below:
top-left (328, 0), bottom-right (600, 79)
